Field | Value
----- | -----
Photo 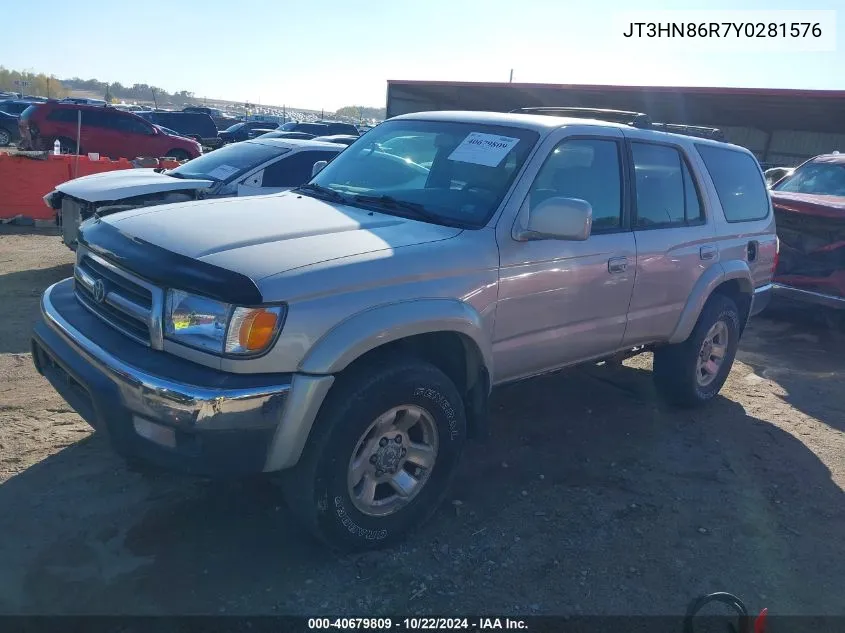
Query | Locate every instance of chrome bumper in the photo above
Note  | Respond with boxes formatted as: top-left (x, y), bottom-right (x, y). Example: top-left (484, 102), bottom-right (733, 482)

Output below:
top-left (39, 281), bottom-right (292, 431)
top-left (32, 280), bottom-right (338, 475)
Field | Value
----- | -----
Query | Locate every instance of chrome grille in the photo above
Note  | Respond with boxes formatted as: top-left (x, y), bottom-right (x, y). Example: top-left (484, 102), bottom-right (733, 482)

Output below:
top-left (73, 248), bottom-right (164, 349)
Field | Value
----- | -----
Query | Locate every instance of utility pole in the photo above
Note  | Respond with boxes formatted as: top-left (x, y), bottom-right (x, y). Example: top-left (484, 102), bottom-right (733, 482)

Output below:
top-left (509, 69), bottom-right (514, 83)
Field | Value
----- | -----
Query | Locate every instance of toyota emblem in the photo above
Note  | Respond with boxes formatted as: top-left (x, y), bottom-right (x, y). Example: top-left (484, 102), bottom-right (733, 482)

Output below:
top-left (92, 279), bottom-right (106, 304)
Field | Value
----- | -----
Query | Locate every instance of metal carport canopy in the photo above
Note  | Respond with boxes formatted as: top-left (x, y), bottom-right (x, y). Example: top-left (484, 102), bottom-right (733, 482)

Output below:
top-left (386, 80), bottom-right (845, 133)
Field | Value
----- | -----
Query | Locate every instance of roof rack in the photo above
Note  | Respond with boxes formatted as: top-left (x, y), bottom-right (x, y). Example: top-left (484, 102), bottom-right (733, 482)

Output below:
top-left (511, 106), bottom-right (652, 128)
top-left (511, 106), bottom-right (726, 141)
top-left (649, 122), bottom-right (726, 142)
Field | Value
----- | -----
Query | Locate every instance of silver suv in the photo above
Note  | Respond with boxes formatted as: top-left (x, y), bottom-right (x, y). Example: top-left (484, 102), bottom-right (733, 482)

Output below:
top-left (31, 108), bottom-right (777, 551)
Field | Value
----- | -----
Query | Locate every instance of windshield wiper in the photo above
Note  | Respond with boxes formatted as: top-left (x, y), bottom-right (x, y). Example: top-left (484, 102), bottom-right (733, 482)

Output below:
top-left (294, 183), bottom-right (348, 203)
top-left (351, 194), bottom-right (450, 225)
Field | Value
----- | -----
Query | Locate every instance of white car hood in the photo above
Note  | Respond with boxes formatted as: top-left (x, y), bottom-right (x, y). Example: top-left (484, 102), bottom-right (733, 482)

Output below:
top-left (103, 191), bottom-right (463, 280)
top-left (55, 168), bottom-right (214, 203)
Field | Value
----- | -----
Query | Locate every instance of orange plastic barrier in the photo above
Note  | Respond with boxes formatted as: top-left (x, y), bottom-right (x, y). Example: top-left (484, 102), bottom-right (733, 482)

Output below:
top-left (0, 153), bottom-right (182, 222)
top-left (0, 154), bottom-right (72, 221)
top-left (73, 156), bottom-right (134, 179)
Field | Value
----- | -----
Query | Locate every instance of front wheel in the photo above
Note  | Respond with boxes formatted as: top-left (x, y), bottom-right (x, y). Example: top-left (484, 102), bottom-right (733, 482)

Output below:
top-left (653, 294), bottom-right (741, 408)
top-left (165, 148), bottom-right (191, 161)
top-left (282, 359), bottom-right (466, 552)
top-left (0, 127), bottom-right (11, 147)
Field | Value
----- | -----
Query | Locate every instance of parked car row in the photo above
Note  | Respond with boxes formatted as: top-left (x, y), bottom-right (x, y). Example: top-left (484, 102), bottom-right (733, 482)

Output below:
top-left (8, 97), bottom-right (367, 157)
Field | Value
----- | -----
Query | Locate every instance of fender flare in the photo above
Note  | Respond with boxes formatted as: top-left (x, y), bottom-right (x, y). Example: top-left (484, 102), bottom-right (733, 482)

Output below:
top-left (668, 262), bottom-right (753, 344)
top-left (298, 298), bottom-right (494, 377)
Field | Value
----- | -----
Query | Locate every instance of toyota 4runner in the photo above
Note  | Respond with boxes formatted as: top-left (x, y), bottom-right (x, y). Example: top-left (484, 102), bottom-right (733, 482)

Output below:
top-left (31, 108), bottom-right (777, 551)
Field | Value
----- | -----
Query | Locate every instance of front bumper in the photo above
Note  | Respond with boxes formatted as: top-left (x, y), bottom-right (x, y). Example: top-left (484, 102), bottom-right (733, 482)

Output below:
top-left (31, 279), bottom-right (308, 476)
top-left (772, 283), bottom-right (845, 310)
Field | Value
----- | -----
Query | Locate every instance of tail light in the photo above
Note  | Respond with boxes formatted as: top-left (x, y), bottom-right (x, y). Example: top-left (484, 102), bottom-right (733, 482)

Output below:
top-left (772, 237), bottom-right (780, 274)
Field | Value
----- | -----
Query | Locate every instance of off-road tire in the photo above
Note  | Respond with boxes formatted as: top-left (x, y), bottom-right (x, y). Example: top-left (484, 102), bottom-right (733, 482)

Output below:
top-left (653, 294), bottom-right (740, 408)
top-left (281, 359), bottom-right (466, 552)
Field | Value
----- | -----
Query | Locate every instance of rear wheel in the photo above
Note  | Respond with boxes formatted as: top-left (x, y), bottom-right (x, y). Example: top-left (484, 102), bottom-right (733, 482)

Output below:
top-left (282, 359), bottom-right (466, 552)
top-left (653, 294), bottom-right (741, 408)
top-left (0, 127), bottom-right (11, 146)
top-left (56, 137), bottom-right (82, 155)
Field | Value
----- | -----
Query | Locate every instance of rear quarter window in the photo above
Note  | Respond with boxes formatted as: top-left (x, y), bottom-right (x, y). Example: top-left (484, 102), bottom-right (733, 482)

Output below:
top-left (46, 108), bottom-right (81, 123)
top-left (696, 144), bottom-right (769, 222)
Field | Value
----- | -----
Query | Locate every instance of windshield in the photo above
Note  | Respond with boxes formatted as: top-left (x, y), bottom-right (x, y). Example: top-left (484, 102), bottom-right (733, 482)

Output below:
top-left (773, 161), bottom-right (845, 196)
top-left (224, 122), bottom-right (245, 133)
top-left (308, 119), bottom-right (539, 228)
top-left (167, 141), bottom-right (288, 182)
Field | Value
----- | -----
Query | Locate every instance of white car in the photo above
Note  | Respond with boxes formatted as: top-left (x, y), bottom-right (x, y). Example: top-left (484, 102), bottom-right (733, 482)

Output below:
top-left (45, 138), bottom-right (345, 250)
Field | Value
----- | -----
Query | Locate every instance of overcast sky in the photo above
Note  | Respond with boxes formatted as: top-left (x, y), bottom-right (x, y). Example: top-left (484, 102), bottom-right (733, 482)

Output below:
top-left (3, 0), bottom-right (843, 111)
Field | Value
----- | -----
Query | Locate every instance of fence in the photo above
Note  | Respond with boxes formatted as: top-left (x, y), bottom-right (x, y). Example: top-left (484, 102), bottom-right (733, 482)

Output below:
top-left (0, 153), bottom-right (181, 222)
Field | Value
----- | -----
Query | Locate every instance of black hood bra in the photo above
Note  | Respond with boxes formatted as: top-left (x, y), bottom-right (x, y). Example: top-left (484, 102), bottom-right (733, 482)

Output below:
top-left (78, 218), bottom-right (264, 306)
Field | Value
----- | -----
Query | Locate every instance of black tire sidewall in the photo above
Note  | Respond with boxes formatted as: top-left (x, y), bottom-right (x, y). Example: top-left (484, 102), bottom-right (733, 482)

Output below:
top-left (310, 363), bottom-right (466, 549)
top-left (58, 138), bottom-right (78, 154)
top-left (686, 297), bottom-right (740, 402)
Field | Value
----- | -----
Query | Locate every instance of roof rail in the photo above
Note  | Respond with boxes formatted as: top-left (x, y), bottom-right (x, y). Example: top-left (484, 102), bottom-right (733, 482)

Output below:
top-left (510, 106), bottom-right (727, 142)
top-left (650, 122), bottom-right (726, 141)
top-left (510, 106), bottom-right (653, 129)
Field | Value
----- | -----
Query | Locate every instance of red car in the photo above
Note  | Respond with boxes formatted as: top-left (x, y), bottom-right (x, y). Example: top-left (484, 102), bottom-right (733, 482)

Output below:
top-left (18, 101), bottom-right (202, 161)
top-left (769, 153), bottom-right (845, 311)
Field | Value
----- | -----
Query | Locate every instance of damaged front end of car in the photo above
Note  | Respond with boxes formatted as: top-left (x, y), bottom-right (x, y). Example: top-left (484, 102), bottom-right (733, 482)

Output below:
top-left (45, 189), bottom-right (202, 251)
top-left (772, 193), bottom-right (845, 309)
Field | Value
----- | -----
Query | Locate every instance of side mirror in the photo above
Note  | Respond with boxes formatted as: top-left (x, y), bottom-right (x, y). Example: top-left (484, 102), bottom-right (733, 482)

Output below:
top-left (312, 160), bottom-right (328, 177)
top-left (522, 196), bottom-right (592, 241)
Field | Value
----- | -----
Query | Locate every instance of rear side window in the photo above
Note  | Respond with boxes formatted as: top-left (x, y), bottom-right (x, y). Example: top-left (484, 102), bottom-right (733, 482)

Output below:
top-left (263, 150), bottom-right (340, 187)
top-left (696, 144), bottom-right (769, 222)
top-left (46, 108), bottom-right (81, 123)
top-left (631, 142), bottom-right (704, 228)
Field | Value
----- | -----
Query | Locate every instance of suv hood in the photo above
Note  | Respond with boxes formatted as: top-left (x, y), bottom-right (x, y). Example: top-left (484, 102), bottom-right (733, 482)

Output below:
top-left (56, 168), bottom-right (214, 203)
top-left (101, 191), bottom-right (463, 281)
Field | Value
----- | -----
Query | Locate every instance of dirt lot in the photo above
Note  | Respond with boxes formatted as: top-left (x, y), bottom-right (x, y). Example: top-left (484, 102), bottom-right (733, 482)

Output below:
top-left (1, 230), bottom-right (844, 617)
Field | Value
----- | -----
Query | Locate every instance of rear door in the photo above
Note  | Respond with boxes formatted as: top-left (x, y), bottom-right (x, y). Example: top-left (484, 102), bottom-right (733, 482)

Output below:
top-left (621, 138), bottom-right (718, 346)
top-left (696, 144), bottom-right (777, 291)
top-left (82, 109), bottom-right (124, 157)
top-left (112, 113), bottom-right (160, 158)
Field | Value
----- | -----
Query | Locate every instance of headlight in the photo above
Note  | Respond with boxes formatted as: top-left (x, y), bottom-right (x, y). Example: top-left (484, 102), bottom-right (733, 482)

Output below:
top-left (164, 289), bottom-right (285, 356)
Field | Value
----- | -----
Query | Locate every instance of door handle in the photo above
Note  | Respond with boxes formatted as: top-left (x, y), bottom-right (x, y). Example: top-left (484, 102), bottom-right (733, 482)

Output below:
top-left (608, 256), bottom-right (628, 274)
top-left (700, 245), bottom-right (717, 261)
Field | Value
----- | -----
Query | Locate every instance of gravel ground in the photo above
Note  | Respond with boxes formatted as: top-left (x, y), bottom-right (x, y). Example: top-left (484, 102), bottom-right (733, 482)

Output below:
top-left (1, 230), bottom-right (844, 617)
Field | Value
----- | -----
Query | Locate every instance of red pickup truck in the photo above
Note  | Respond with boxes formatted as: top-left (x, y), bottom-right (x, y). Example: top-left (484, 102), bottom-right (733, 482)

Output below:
top-left (769, 153), bottom-right (845, 312)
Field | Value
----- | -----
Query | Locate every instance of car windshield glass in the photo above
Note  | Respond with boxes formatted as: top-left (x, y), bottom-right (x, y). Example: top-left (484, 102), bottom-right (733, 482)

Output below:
top-left (224, 122), bottom-right (245, 133)
top-left (309, 119), bottom-right (539, 228)
top-left (167, 142), bottom-right (288, 181)
top-left (773, 161), bottom-right (845, 196)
